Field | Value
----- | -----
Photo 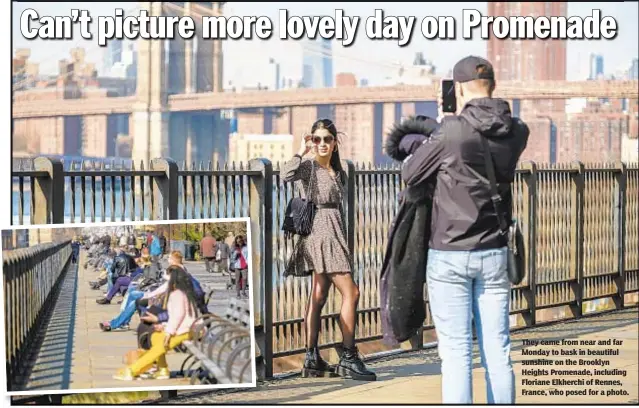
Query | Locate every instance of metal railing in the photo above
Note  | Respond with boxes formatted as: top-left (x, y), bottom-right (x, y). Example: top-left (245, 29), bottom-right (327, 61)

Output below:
top-left (10, 157), bottom-right (639, 379)
top-left (2, 241), bottom-right (72, 391)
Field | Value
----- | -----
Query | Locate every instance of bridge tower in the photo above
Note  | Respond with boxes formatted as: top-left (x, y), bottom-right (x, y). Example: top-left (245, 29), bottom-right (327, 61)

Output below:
top-left (132, 2), bottom-right (226, 165)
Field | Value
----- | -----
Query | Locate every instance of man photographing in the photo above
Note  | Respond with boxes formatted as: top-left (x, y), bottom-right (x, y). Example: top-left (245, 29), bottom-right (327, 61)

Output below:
top-left (401, 56), bottom-right (529, 404)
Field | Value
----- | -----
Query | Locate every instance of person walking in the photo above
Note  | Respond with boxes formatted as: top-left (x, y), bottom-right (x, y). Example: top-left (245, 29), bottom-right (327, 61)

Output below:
top-left (401, 56), bottom-right (529, 403)
top-left (215, 235), bottom-right (232, 279)
top-left (200, 232), bottom-right (217, 273)
top-left (224, 231), bottom-right (235, 249)
top-left (230, 235), bottom-right (249, 299)
top-left (281, 118), bottom-right (376, 381)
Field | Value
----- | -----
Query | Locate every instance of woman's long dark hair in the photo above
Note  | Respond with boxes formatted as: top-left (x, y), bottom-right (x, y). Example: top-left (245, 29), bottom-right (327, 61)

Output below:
top-left (166, 265), bottom-right (199, 317)
top-left (234, 235), bottom-right (246, 249)
top-left (311, 119), bottom-right (346, 186)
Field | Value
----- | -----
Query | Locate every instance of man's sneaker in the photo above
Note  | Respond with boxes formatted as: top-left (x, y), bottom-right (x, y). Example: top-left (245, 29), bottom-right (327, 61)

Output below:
top-left (99, 322), bottom-right (111, 332)
top-left (96, 298), bottom-right (110, 305)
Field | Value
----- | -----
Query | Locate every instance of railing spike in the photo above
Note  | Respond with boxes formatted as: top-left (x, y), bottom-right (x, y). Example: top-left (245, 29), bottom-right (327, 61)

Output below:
top-left (208, 161), bottom-right (212, 170)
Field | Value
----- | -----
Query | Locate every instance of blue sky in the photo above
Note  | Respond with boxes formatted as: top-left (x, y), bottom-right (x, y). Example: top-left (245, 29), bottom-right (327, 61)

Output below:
top-left (12, 2), bottom-right (639, 85)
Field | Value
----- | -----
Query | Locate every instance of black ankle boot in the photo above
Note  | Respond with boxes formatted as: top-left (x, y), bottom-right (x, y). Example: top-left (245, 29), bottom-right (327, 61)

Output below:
top-left (301, 347), bottom-right (334, 378)
top-left (336, 345), bottom-right (376, 381)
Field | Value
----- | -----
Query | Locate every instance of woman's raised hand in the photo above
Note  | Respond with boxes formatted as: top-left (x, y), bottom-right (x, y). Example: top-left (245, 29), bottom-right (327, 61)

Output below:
top-left (298, 134), bottom-right (312, 157)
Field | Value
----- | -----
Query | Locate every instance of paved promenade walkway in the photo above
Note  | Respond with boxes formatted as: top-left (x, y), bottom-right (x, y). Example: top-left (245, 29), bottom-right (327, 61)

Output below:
top-left (21, 251), bottom-right (236, 392)
top-left (166, 307), bottom-right (638, 405)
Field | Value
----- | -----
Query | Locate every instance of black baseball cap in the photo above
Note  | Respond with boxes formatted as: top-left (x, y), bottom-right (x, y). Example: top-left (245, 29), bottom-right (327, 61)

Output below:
top-left (453, 56), bottom-right (495, 83)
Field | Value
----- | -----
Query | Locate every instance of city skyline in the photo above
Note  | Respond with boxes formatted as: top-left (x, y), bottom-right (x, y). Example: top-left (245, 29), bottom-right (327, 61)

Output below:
top-left (12, 2), bottom-right (639, 85)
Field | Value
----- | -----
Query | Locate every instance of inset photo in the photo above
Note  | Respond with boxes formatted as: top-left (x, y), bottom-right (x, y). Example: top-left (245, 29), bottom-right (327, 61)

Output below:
top-left (2, 218), bottom-right (256, 396)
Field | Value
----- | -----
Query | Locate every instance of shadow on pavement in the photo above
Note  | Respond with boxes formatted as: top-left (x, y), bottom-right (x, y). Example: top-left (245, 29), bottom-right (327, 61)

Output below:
top-left (158, 306), bottom-right (637, 404)
top-left (21, 262), bottom-right (78, 391)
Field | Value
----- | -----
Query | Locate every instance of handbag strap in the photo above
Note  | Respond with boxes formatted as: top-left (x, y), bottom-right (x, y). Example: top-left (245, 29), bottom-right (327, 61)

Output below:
top-left (478, 135), bottom-right (509, 235)
top-left (304, 160), bottom-right (316, 202)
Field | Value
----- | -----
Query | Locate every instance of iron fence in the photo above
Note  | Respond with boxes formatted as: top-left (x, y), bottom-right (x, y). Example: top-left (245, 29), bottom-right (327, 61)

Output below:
top-left (2, 241), bottom-right (72, 391)
top-left (10, 157), bottom-right (639, 378)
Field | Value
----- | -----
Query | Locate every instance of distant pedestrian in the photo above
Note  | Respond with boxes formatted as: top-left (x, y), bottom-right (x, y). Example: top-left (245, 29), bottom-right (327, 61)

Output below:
top-left (230, 235), bottom-right (249, 299)
top-left (200, 232), bottom-right (217, 273)
top-left (215, 235), bottom-right (232, 276)
top-left (159, 233), bottom-right (167, 255)
top-left (224, 231), bottom-right (235, 249)
top-left (149, 233), bottom-right (163, 279)
top-left (71, 238), bottom-right (81, 264)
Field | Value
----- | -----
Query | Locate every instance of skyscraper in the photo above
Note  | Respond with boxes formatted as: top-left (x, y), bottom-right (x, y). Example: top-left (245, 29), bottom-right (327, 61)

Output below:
top-left (301, 38), bottom-right (333, 88)
top-left (269, 58), bottom-right (281, 90)
top-left (487, 2), bottom-right (566, 82)
top-left (103, 39), bottom-right (123, 75)
top-left (589, 54), bottom-right (604, 80)
top-left (487, 2), bottom-right (567, 115)
top-left (630, 58), bottom-right (639, 80)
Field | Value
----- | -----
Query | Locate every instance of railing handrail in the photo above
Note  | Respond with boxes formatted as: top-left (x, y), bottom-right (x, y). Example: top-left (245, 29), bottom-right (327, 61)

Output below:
top-left (10, 157), bottom-right (639, 177)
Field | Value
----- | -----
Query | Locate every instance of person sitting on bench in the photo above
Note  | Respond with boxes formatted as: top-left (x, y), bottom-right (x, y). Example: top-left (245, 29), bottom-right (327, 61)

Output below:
top-left (114, 266), bottom-right (200, 381)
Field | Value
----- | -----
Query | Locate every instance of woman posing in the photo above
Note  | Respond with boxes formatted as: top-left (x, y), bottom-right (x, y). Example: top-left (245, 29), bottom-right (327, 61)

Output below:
top-left (281, 119), bottom-right (376, 381)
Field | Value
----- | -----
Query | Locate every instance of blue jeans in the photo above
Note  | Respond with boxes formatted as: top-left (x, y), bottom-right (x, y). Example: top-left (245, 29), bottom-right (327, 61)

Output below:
top-left (427, 247), bottom-right (514, 404)
top-left (107, 269), bottom-right (114, 292)
top-left (110, 289), bottom-right (144, 329)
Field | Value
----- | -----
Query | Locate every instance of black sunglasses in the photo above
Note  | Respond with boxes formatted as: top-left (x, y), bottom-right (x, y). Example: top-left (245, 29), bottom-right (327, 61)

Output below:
top-left (312, 135), bottom-right (335, 145)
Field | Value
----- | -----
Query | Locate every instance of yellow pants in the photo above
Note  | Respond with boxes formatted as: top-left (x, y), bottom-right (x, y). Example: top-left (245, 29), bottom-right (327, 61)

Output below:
top-left (129, 331), bottom-right (190, 377)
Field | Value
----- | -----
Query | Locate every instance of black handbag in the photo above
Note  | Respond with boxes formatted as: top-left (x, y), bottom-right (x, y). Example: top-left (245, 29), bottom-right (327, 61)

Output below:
top-left (282, 160), bottom-right (316, 238)
top-left (479, 135), bottom-right (526, 285)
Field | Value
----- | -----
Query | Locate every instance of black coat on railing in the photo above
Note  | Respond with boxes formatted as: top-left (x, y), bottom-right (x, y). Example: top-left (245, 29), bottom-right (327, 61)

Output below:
top-left (380, 116), bottom-right (438, 345)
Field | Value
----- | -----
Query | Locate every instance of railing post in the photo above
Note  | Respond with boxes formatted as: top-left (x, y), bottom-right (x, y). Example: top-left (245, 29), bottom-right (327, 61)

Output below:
top-left (614, 161), bottom-right (627, 309)
top-left (151, 158), bottom-right (179, 220)
top-left (521, 161), bottom-right (537, 327)
top-left (32, 157), bottom-right (64, 225)
top-left (249, 158), bottom-right (273, 379)
top-left (570, 161), bottom-right (585, 319)
top-left (342, 160), bottom-right (356, 264)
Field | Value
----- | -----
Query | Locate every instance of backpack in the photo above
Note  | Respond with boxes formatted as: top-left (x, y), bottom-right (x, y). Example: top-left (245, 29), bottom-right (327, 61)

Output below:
top-left (238, 248), bottom-right (248, 269)
top-left (149, 236), bottom-right (162, 256)
top-left (190, 276), bottom-right (205, 300)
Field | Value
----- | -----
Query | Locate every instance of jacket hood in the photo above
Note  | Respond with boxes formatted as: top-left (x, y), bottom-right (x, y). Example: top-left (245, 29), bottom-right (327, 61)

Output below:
top-left (460, 98), bottom-right (513, 138)
top-left (385, 116), bottom-right (439, 161)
